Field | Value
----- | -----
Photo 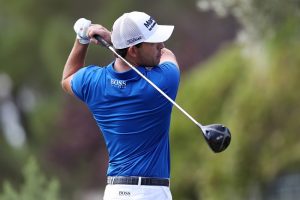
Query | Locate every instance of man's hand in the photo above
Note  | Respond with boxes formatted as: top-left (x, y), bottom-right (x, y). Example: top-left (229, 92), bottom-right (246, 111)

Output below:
top-left (74, 18), bottom-right (112, 46)
top-left (74, 18), bottom-right (92, 44)
top-left (87, 25), bottom-right (112, 45)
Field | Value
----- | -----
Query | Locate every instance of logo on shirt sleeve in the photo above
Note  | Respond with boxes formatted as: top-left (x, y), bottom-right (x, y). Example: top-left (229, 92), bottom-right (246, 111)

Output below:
top-left (111, 79), bottom-right (127, 89)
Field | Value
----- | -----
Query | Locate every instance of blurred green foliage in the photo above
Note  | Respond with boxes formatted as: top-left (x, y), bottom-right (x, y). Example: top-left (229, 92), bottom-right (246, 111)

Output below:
top-left (0, 157), bottom-right (60, 200)
top-left (197, 0), bottom-right (300, 41)
top-left (171, 18), bottom-right (300, 200)
top-left (1, 0), bottom-right (300, 199)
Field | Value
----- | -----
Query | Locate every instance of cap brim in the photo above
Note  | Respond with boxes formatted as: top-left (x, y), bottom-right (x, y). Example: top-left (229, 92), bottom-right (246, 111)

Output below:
top-left (144, 25), bottom-right (174, 43)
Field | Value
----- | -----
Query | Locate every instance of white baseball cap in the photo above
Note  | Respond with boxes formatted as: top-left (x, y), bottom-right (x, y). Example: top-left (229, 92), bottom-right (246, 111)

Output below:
top-left (111, 11), bottom-right (174, 49)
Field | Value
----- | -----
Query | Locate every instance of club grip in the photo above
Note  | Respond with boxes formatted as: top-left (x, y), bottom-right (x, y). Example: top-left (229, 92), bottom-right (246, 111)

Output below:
top-left (94, 35), bottom-right (111, 48)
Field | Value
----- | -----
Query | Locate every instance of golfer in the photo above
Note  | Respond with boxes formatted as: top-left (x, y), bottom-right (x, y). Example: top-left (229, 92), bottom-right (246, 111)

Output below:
top-left (62, 11), bottom-right (180, 200)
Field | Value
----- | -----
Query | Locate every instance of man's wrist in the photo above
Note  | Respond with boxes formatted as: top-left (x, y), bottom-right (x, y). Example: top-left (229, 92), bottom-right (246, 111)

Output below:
top-left (76, 35), bottom-right (90, 45)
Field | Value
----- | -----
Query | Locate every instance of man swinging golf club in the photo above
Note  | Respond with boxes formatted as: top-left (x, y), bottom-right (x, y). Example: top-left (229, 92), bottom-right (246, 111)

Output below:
top-left (62, 11), bottom-right (179, 199)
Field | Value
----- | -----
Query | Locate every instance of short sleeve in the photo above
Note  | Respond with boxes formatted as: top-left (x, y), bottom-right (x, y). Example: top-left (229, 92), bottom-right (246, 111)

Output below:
top-left (71, 65), bottom-right (98, 102)
top-left (158, 61), bottom-right (180, 86)
top-left (155, 62), bottom-right (180, 99)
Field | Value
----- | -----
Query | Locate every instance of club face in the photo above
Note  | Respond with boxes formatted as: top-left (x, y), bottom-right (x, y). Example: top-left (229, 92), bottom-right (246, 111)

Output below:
top-left (201, 124), bottom-right (231, 153)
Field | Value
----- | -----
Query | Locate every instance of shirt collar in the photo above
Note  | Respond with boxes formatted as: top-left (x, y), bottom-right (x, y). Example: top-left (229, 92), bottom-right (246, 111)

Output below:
top-left (107, 62), bottom-right (147, 80)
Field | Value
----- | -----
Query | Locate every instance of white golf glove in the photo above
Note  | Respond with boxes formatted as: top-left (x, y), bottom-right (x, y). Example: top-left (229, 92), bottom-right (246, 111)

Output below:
top-left (73, 18), bottom-right (92, 44)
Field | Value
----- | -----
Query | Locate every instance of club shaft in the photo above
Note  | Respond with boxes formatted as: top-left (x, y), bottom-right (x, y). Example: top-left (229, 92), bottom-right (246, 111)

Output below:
top-left (95, 35), bottom-right (203, 128)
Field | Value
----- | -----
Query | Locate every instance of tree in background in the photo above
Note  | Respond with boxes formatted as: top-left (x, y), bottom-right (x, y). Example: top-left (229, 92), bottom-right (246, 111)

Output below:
top-left (0, 157), bottom-right (60, 200)
top-left (197, 0), bottom-right (300, 40)
top-left (170, 0), bottom-right (300, 199)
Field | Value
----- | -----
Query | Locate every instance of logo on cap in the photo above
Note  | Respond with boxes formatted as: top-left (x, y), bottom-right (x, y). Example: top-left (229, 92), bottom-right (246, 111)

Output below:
top-left (144, 17), bottom-right (157, 31)
top-left (126, 36), bottom-right (143, 45)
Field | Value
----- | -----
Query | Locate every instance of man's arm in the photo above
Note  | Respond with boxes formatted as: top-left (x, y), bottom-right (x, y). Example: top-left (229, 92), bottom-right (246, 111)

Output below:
top-left (159, 48), bottom-right (179, 68)
top-left (61, 18), bottom-right (111, 95)
top-left (61, 40), bottom-right (89, 95)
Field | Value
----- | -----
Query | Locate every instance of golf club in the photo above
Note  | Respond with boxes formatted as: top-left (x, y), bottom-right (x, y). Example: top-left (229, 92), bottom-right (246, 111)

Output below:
top-left (94, 35), bottom-right (231, 153)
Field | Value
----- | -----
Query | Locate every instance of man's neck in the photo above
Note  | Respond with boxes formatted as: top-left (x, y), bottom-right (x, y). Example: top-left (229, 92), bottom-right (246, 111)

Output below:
top-left (113, 58), bottom-right (132, 72)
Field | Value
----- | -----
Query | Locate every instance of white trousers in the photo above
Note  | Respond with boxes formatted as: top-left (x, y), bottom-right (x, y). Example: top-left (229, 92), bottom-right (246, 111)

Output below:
top-left (103, 184), bottom-right (172, 200)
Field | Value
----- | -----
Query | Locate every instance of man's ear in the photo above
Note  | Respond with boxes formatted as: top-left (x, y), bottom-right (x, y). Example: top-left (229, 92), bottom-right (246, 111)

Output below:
top-left (127, 46), bottom-right (139, 58)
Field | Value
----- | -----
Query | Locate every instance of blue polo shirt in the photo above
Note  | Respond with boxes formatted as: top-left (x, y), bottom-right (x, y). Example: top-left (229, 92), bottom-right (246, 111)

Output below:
top-left (71, 61), bottom-right (180, 178)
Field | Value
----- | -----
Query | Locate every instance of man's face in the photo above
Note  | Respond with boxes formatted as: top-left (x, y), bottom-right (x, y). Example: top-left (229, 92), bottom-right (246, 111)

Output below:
top-left (135, 42), bottom-right (165, 67)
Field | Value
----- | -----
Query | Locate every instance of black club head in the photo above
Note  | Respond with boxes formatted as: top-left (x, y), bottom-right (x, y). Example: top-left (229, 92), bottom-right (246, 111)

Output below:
top-left (202, 124), bottom-right (231, 153)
